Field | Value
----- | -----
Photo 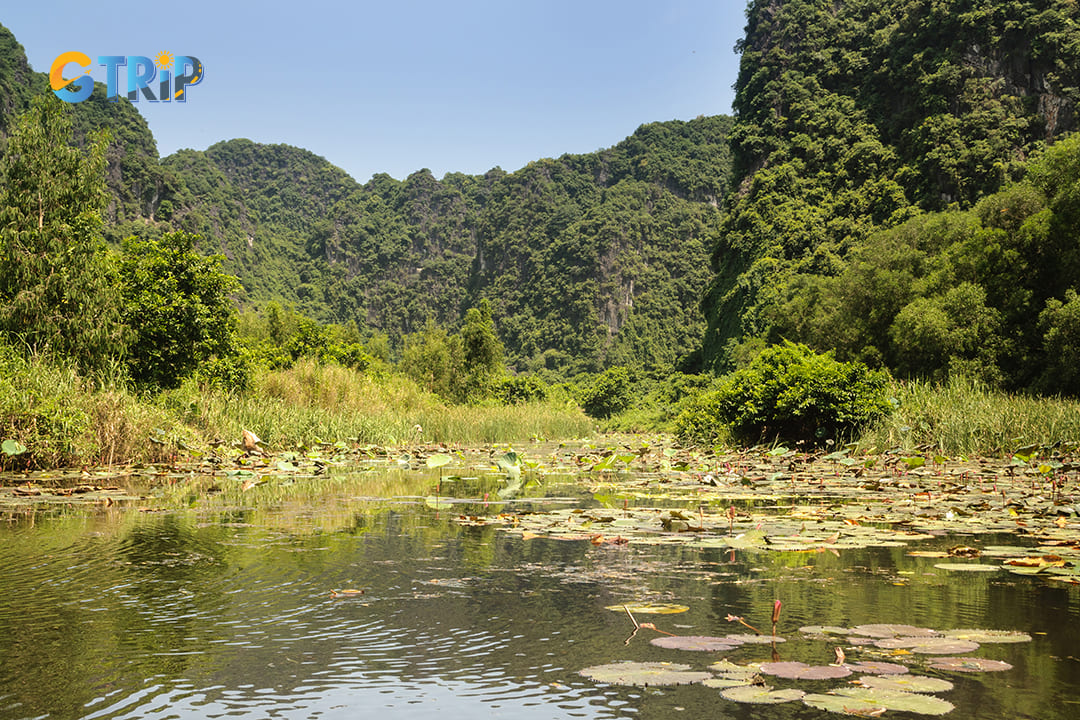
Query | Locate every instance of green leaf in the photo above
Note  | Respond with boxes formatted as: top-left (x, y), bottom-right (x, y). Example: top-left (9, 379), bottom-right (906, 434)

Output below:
top-left (2, 439), bottom-right (27, 457)
top-left (426, 453), bottom-right (452, 469)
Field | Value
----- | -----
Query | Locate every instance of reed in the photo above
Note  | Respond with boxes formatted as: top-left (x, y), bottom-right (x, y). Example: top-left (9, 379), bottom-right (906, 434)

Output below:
top-left (859, 375), bottom-right (1080, 456)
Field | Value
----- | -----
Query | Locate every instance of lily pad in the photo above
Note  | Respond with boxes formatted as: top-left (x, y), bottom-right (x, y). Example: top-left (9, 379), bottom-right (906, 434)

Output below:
top-left (832, 687), bottom-right (955, 714)
top-left (933, 562), bottom-right (1001, 572)
top-left (579, 661), bottom-right (712, 686)
top-left (760, 661), bottom-right (852, 680)
top-left (720, 685), bottom-right (805, 704)
top-left (874, 637), bottom-right (980, 654)
top-left (799, 625), bottom-right (852, 636)
top-left (849, 624), bottom-right (940, 638)
top-left (651, 635), bottom-right (741, 652)
top-left (702, 677), bottom-right (753, 689)
top-left (859, 674), bottom-right (954, 693)
top-left (605, 601), bottom-right (689, 614)
top-left (709, 660), bottom-right (761, 678)
top-left (803, 693), bottom-right (888, 715)
top-left (943, 629), bottom-right (1032, 643)
top-left (843, 661), bottom-right (910, 675)
top-left (928, 656), bottom-right (1014, 672)
top-left (724, 633), bottom-right (785, 644)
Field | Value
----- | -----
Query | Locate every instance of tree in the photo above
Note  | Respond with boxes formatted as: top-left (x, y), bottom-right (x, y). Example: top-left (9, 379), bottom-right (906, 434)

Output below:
top-left (118, 231), bottom-right (241, 388)
top-left (458, 299), bottom-right (505, 402)
top-left (0, 95), bottom-right (125, 370)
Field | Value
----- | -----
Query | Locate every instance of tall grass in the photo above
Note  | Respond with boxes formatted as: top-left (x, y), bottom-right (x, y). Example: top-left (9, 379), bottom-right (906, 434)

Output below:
top-left (859, 376), bottom-right (1080, 456)
top-left (1, 355), bottom-right (592, 471)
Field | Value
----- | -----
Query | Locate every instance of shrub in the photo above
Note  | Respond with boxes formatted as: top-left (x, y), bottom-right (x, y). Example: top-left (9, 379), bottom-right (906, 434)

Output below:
top-left (580, 366), bottom-right (634, 419)
top-left (495, 375), bottom-right (549, 404)
top-left (675, 342), bottom-right (892, 445)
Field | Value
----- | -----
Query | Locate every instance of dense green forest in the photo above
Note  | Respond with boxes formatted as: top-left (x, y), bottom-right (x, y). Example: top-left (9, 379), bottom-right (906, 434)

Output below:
top-left (703, 0), bottom-right (1080, 395)
top-left (0, 23), bottom-right (733, 377)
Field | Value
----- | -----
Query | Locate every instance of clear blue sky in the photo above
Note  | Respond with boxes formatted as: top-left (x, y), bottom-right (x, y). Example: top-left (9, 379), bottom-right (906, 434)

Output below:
top-left (5, 2), bottom-right (747, 183)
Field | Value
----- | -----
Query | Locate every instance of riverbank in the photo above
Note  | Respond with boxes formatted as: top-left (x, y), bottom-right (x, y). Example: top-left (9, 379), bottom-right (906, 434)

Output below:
top-left (3, 346), bottom-right (1080, 474)
top-left (0, 352), bottom-right (592, 473)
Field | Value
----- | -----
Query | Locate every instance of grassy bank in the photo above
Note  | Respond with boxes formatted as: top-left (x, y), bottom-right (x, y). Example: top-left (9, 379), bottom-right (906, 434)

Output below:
top-left (859, 376), bottom-right (1080, 456)
top-left (603, 373), bottom-right (1080, 457)
top-left (0, 353), bottom-right (592, 472)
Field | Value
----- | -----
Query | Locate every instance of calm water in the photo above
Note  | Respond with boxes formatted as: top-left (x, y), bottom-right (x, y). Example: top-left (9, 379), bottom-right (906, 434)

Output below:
top-left (0, 467), bottom-right (1077, 720)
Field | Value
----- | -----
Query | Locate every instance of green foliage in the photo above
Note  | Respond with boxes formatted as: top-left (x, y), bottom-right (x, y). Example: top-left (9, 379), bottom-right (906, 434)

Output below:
top-left (494, 375), bottom-right (549, 405)
top-left (580, 366), bottom-right (634, 419)
top-left (677, 342), bottom-right (892, 445)
top-left (400, 322), bottom-right (465, 401)
top-left (0, 96), bottom-right (125, 372)
top-left (704, 0), bottom-right (1080, 385)
top-left (118, 231), bottom-right (241, 389)
top-left (1038, 290), bottom-right (1080, 395)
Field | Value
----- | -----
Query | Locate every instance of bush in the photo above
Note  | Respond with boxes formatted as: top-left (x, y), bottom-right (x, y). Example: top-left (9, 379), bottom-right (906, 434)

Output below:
top-left (495, 375), bottom-right (549, 404)
top-left (580, 366), bottom-right (634, 419)
top-left (675, 342), bottom-right (892, 445)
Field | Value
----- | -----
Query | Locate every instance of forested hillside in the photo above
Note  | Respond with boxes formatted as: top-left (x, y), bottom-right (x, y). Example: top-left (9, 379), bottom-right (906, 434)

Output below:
top-left (0, 22), bottom-right (733, 376)
top-left (160, 119), bottom-right (732, 374)
top-left (703, 0), bottom-right (1080, 393)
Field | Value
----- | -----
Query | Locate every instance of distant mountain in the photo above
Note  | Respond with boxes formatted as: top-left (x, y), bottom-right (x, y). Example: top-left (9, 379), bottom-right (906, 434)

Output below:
top-left (0, 23), bottom-right (733, 375)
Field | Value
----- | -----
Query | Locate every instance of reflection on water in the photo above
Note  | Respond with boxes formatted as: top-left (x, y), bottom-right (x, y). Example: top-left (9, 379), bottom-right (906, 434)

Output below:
top-left (0, 467), bottom-right (1077, 720)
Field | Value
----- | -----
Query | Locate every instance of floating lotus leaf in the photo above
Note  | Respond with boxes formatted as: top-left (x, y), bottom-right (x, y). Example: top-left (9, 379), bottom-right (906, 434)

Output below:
top-left (850, 624), bottom-right (940, 638)
top-left (724, 633), bottom-right (785, 644)
top-left (928, 656), bottom-right (1014, 672)
top-left (799, 625), bottom-right (851, 635)
top-left (651, 635), bottom-right (740, 652)
top-left (605, 601), bottom-right (689, 614)
top-left (803, 693), bottom-right (887, 715)
top-left (760, 661), bottom-right (852, 680)
top-left (844, 661), bottom-right (910, 675)
top-left (833, 687), bottom-right (955, 714)
top-left (709, 660), bottom-right (761, 677)
top-left (943, 629), bottom-right (1032, 644)
top-left (579, 661), bottom-right (712, 686)
top-left (859, 674), bottom-right (954, 693)
top-left (703, 677), bottom-right (753, 689)
top-left (874, 637), bottom-right (980, 654)
top-left (934, 562), bottom-right (1001, 572)
top-left (720, 685), bottom-right (805, 704)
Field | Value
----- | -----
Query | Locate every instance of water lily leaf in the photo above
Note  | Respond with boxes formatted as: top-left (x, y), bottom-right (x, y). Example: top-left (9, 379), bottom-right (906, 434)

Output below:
top-left (702, 677), bottom-right (753, 689)
top-left (708, 660), bottom-right (761, 678)
top-left (425, 495), bottom-right (453, 510)
top-left (934, 562), bottom-right (1000, 572)
top-left (849, 624), bottom-right (940, 638)
top-left (579, 661), bottom-right (711, 686)
top-left (800, 625), bottom-right (852, 636)
top-left (760, 662), bottom-right (851, 680)
top-left (859, 674), bottom-right (954, 693)
top-left (2, 439), bottom-right (27, 456)
top-left (803, 693), bottom-right (887, 715)
top-left (844, 661), bottom-right (910, 675)
top-left (275, 460), bottom-right (298, 472)
top-left (943, 629), bottom-right (1032, 644)
top-left (605, 601), bottom-right (690, 614)
top-left (651, 635), bottom-right (741, 651)
top-left (901, 456), bottom-right (926, 469)
top-left (426, 453), bottom-right (452, 469)
top-left (928, 656), bottom-right (1014, 672)
top-left (725, 633), bottom-right (785, 645)
top-left (833, 687), bottom-right (955, 715)
top-left (874, 637), bottom-right (980, 654)
top-left (720, 685), bottom-right (805, 704)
